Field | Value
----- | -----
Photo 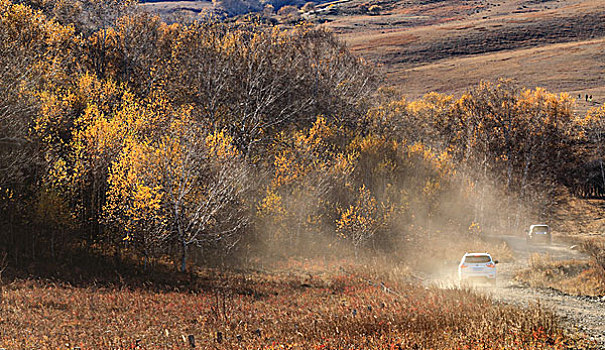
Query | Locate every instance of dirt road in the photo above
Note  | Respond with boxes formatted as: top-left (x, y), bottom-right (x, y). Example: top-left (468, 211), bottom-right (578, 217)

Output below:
top-left (425, 234), bottom-right (605, 345)
top-left (488, 236), bottom-right (604, 345)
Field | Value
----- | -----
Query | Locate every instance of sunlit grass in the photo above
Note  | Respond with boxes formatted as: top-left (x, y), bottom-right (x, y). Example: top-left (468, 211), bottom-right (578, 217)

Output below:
top-left (0, 260), bottom-right (594, 349)
top-left (516, 253), bottom-right (605, 297)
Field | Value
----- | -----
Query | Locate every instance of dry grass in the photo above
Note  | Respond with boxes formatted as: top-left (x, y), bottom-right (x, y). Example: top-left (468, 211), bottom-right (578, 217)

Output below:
top-left (328, 0), bottom-right (605, 103)
top-left (581, 239), bottom-right (605, 273)
top-left (516, 253), bottom-right (605, 296)
top-left (553, 197), bottom-right (605, 237)
top-left (140, 0), bottom-right (213, 18)
top-left (1, 258), bottom-right (593, 349)
top-left (142, 0), bottom-right (605, 104)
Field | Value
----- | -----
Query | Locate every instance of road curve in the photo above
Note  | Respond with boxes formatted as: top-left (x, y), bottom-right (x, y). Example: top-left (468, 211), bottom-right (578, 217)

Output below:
top-left (425, 235), bottom-right (605, 345)
top-left (490, 235), bottom-right (604, 346)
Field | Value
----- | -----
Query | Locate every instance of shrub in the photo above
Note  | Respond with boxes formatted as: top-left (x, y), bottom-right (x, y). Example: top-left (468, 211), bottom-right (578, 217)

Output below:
top-left (582, 239), bottom-right (605, 274)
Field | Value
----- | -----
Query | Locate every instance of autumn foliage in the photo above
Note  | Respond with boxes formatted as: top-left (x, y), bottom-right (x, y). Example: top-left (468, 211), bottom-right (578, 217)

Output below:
top-left (1, 0), bottom-right (604, 347)
top-left (0, 0), bottom-right (600, 270)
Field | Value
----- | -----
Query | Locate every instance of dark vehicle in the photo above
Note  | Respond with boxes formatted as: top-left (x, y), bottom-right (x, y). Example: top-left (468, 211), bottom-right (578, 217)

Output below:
top-left (526, 224), bottom-right (551, 244)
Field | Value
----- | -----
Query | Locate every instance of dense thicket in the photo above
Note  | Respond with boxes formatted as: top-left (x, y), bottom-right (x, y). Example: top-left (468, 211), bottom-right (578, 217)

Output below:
top-left (0, 0), bottom-right (601, 273)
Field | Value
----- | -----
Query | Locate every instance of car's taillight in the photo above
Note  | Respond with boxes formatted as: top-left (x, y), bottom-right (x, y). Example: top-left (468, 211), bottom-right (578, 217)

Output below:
top-left (486, 263), bottom-right (495, 268)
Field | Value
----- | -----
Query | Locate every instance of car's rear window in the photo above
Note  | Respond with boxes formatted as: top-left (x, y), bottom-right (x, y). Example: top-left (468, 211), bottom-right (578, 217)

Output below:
top-left (464, 255), bottom-right (491, 263)
top-left (532, 226), bottom-right (548, 233)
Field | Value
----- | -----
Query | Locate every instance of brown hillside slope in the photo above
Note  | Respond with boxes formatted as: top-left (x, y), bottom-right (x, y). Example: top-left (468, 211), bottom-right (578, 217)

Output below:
top-left (141, 0), bottom-right (605, 104)
top-left (329, 0), bottom-right (605, 100)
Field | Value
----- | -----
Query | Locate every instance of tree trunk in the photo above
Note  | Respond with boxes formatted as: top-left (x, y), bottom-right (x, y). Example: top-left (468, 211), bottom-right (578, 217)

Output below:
top-left (180, 240), bottom-right (187, 273)
top-left (516, 147), bottom-right (533, 228)
top-left (599, 159), bottom-right (605, 197)
top-left (51, 233), bottom-right (55, 259)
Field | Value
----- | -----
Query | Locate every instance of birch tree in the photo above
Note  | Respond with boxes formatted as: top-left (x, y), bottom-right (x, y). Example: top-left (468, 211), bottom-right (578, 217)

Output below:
top-left (105, 114), bottom-right (253, 271)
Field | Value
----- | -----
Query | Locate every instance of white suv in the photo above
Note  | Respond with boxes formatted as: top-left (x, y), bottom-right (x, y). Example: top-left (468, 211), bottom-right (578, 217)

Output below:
top-left (526, 224), bottom-right (552, 245)
top-left (458, 253), bottom-right (497, 285)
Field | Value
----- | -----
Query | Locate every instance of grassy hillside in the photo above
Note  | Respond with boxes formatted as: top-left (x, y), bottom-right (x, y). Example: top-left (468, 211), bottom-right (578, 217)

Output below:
top-left (140, 0), bottom-right (605, 104)
top-left (329, 0), bottom-right (605, 100)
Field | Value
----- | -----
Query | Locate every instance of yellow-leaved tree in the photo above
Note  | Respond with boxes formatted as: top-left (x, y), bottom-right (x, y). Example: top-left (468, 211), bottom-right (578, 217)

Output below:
top-left (336, 184), bottom-right (392, 254)
top-left (0, 0), bottom-right (77, 250)
top-left (578, 104), bottom-right (605, 197)
top-left (258, 117), bottom-right (356, 252)
top-left (105, 112), bottom-right (252, 271)
top-left (36, 74), bottom-right (172, 241)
